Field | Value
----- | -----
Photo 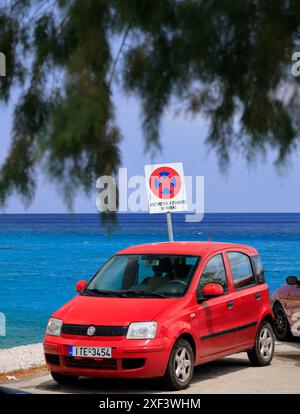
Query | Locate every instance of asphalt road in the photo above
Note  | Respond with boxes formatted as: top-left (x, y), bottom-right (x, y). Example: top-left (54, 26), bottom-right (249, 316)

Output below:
top-left (2, 340), bottom-right (300, 394)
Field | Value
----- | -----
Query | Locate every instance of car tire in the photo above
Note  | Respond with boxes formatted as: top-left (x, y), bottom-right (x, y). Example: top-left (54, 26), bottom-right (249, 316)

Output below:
top-left (163, 338), bottom-right (194, 390)
top-left (273, 303), bottom-right (292, 341)
top-left (247, 321), bottom-right (275, 366)
top-left (50, 372), bottom-right (79, 385)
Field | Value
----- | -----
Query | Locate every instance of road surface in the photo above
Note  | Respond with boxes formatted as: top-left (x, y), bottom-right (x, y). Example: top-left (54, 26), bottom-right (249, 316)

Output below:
top-left (1, 340), bottom-right (299, 394)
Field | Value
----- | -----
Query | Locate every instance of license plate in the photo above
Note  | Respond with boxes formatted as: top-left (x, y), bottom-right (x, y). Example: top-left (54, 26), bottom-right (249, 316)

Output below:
top-left (68, 346), bottom-right (112, 358)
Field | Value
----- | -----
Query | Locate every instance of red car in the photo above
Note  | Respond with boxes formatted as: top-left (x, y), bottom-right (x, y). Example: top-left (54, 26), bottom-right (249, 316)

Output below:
top-left (44, 242), bottom-right (275, 390)
top-left (272, 276), bottom-right (300, 340)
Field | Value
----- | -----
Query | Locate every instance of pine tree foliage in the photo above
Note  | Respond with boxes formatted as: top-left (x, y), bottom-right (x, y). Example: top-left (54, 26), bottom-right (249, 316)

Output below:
top-left (0, 0), bottom-right (300, 208)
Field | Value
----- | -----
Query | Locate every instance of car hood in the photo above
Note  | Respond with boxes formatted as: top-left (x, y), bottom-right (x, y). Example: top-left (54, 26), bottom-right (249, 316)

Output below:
top-left (272, 285), bottom-right (293, 300)
top-left (53, 295), bottom-right (179, 326)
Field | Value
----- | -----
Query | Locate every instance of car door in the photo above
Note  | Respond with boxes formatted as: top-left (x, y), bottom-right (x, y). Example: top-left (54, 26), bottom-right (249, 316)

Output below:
top-left (196, 253), bottom-right (239, 358)
top-left (226, 251), bottom-right (261, 348)
top-left (285, 284), bottom-right (300, 336)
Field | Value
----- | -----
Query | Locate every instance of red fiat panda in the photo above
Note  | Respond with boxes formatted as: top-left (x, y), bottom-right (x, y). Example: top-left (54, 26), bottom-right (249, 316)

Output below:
top-left (44, 242), bottom-right (275, 390)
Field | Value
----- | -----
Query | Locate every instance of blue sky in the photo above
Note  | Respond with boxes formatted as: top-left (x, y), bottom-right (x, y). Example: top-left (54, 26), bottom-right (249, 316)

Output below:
top-left (1, 88), bottom-right (300, 213)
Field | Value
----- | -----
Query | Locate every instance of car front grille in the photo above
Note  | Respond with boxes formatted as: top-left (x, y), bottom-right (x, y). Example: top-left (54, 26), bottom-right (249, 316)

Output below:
top-left (63, 357), bottom-right (145, 371)
top-left (64, 357), bottom-right (118, 370)
top-left (61, 324), bottom-right (128, 337)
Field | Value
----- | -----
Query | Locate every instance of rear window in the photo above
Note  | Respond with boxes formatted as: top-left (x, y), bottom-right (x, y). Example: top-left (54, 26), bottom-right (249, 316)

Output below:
top-left (227, 252), bottom-right (256, 289)
top-left (251, 255), bottom-right (265, 283)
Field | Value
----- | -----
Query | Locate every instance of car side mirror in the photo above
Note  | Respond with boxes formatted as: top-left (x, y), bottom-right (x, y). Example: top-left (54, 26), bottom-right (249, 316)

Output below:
top-left (75, 280), bottom-right (87, 293)
top-left (202, 283), bottom-right (224, 298)
top-left (286, 276), bottom-right (300, 286)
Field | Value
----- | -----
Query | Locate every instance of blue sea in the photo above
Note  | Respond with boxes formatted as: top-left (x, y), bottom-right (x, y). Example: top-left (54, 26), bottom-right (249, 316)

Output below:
top-left (0, 213), bottom-right (300, 349)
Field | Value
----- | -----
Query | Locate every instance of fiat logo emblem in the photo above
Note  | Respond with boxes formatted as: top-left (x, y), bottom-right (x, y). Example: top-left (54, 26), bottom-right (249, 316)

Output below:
top-left (87, 326), bottom-right (96, 336)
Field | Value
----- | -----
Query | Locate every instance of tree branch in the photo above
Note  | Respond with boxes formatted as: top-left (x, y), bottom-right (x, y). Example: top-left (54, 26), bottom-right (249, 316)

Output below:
top-left (108, 24), bottom-right (131, 88)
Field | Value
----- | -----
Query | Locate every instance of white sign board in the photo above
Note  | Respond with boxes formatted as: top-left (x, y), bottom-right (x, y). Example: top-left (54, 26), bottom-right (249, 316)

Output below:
top-left (144, 162), bottom-right (188, 214)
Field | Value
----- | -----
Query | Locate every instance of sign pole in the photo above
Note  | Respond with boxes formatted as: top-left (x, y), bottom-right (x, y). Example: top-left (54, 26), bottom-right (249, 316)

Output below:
top-left (166, 211), bottom-right (174, 242)
top-left (145, 162), bottom-right (187, 243)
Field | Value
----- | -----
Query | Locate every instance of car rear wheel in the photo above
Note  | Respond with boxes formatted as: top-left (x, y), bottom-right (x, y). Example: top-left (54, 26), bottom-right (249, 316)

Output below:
top-left (273, 303), bottom-right (292, 341)
top-left (163, 338), bottom-right (194, 390)
top-left (247, 321), bottom-right (275, 366)
top-left (50, 372), bottom-right (79, 385)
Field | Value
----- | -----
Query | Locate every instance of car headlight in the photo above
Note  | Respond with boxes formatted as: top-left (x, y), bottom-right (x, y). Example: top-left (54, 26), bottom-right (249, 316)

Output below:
top-left (126, 322), bottom-right (157, 339)
top-left (46, 318), bottom-right (63, 336)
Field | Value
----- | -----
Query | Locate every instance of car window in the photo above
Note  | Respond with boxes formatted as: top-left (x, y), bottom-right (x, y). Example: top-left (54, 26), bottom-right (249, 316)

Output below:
top-left (252, 255), bottom-right (265, 283)
top-left (94, 255), bottom-right (129, 290)
top-left (227, 252), bottom-right (256, 289)
top-left (197, 254), bottom-right (228, 296)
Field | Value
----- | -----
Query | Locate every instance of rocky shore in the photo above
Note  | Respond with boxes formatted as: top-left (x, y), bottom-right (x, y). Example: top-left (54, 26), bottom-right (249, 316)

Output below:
top-left (0, 343), bottom-right (45, 374)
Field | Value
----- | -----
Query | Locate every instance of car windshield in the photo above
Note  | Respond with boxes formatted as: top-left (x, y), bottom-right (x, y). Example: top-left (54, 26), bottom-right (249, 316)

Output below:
top-left (84, 254), bottom-right (200, 298)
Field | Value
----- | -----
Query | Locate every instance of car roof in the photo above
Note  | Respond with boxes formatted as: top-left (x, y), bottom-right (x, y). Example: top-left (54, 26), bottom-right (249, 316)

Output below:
top-left (117, 241), bottom-right (258, 257)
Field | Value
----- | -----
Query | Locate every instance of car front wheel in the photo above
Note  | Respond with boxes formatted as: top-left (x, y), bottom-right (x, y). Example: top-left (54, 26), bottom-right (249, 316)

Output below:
top-left (163, 338), bottom-right (194, 390)
top-left (247, 321), bottom-right (275, 366)
top-left (273, 303), bottom-right (292, 341)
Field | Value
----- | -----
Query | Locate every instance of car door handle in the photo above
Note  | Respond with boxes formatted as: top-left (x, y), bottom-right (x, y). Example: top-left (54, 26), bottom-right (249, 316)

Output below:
top-left (227, 301), bottom-right (234, 309)
top-left (255, 293), bottom-right (261, 300)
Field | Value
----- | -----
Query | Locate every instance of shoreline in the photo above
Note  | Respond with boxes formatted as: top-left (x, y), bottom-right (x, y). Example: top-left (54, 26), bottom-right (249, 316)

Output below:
top-left (0, 343), bottom-right (45, 375)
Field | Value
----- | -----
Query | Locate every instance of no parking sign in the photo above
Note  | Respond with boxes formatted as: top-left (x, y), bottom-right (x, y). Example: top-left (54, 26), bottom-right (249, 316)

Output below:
top-left (144, 162), bottom-right (188, 214)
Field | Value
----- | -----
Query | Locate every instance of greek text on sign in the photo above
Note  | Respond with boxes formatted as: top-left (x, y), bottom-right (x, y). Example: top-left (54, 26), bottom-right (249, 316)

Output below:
top-left (144, 162), bottom-right (188, 214)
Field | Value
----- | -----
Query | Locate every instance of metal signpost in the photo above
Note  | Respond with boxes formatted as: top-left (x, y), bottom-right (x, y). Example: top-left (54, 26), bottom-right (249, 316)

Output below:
top-left (166, 211), bottom-right (174, 242)
top-left (144, 162), bottom-right (188, 242)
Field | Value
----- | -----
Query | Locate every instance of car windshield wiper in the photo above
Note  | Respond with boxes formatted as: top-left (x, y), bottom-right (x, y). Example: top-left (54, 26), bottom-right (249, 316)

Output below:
top-left (121, 290), bottom-right (167, 298)
top-left (85, 288), bottom-right (125, 297)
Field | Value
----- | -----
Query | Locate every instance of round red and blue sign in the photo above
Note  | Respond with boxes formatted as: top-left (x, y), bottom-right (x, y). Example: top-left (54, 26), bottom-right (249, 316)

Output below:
top-left (149, 166), bottom-right (182, 199)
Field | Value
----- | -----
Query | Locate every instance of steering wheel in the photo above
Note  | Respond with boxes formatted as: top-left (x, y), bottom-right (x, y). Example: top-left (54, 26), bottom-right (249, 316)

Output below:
top-left (165, 279), bottom-right (187, 287)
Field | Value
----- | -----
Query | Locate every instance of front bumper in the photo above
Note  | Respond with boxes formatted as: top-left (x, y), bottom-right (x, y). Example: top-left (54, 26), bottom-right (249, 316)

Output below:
top-left (44, 334), bottom-right (170, 379)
